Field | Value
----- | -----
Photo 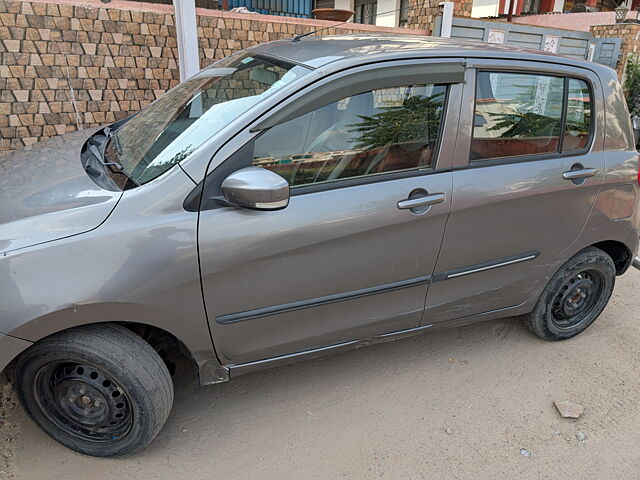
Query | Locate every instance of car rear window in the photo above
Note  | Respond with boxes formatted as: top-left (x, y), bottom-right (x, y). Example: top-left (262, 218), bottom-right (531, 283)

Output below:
top-left (563, 78), bottom-right (592, 153)
top-left (471, 72), bottom-right (592, 162)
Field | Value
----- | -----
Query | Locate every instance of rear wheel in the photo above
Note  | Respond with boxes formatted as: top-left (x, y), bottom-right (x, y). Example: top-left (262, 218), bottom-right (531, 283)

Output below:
top-left (524, 247), bottom-right (616, 341)
top-left (13, 323), bottom-right (173, 457)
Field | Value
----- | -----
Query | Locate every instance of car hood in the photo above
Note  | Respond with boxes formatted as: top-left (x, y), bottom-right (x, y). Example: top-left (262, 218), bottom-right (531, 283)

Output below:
top-left (0, 129), bottom-right (122, 254)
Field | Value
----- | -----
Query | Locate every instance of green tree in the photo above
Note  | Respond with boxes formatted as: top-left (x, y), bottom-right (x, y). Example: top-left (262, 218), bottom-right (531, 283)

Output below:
top-left (486, 111), bottom-right (561, 138)
top-left (347, 91), bottom-right (445, 150)
top-left (624, 56), bottom-right (640, 117)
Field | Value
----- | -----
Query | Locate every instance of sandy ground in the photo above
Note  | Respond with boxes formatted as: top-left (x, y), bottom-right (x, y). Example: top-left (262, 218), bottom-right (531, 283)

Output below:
top-left (2, 270), bottom-right (640, 479)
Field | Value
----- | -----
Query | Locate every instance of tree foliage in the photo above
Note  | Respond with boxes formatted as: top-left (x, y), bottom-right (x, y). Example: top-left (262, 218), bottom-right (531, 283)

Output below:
top-left (624, 56), bottom-right (640, 117)
top-left (347, 92), bottom-right (445, 150)
top-left (486, 111), bottom-right (561, 138)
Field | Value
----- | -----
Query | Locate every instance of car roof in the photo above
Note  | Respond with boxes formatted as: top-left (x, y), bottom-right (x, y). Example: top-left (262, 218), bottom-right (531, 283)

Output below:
top-left (250, 33), bottom-right (606, 72)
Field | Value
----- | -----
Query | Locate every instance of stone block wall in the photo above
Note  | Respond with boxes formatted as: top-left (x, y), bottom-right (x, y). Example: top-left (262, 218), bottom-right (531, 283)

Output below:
top-left (0, 0), bottom-right (180, 151)
top-left (0, 0), bottom-right (428, 152)
top-left (590, 23), bottom-right (640, 80)
top-left (405, 0), bottom-right (472, 31)
top-left (452, 0), bottom-right (473, 17)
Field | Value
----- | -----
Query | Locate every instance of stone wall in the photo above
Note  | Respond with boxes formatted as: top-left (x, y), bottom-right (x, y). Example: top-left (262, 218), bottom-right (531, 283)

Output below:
top-left (405, 0), bottom-right (472, 31)
top-left (590, 23), bottom-right (640, 80)
top-left (0, 0), bottom-right (428, 152)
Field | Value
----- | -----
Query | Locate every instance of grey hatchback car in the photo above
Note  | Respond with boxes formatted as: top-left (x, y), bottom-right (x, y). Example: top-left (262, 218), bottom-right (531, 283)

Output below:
top-left (1, 34), bottom-right (639, 456)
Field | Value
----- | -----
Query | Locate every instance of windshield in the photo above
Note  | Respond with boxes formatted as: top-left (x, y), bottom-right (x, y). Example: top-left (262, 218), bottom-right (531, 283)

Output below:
top-left (103, 53), bottom-right (311, 186)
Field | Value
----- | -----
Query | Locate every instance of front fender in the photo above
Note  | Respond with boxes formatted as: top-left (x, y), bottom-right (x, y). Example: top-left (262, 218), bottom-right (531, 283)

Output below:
top-left (0, 165), bottom-right (218, 371)
top-left (0, 332), bottom-right (32, 375)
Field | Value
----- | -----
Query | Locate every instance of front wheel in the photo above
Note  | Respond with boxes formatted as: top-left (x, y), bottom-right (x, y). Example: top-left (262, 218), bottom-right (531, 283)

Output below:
top-left (524, 247), bottom-right (616, 341)
top-left (13, 324), bottom-right (174, 457)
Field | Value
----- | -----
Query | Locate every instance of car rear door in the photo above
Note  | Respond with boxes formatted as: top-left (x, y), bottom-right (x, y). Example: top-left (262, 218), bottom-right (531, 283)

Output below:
top-left (197, 60), bottom-right (464, 365)
top-left (424, 59), bottom-right (605, 325)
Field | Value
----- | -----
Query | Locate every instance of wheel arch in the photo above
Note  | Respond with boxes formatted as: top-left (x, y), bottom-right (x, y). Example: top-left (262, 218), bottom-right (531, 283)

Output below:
top-left (4, 320), bottom-right (196, 378)
top-left (115, 322), bottom-right (197, 377)
top-left (591, 240), bottom-right (633, 275)
top-left (523, 237), bottom-right (634, 318)
top-left (3, 302), bottom-right (226, 385)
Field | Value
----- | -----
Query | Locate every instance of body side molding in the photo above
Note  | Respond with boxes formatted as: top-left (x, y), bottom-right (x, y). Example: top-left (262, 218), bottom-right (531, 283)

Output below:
top-left (431, 251), bottom-right (540, 283)
top-left (216, 251), bottom-right (540, 326)
top-left (216, 275), bottom-right (431, 325)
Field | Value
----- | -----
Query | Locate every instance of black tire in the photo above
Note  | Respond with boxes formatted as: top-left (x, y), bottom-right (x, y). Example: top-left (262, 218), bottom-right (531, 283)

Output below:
top-left (13, 323), bottom-right (173, 457)
top-left (524, 247), bottom-right (616, 341)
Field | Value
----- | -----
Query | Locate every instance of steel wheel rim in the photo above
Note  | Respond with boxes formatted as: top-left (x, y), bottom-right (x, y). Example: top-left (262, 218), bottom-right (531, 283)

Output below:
top-left (33, 361), bottom-right (132, 443)
top-left (550, 269), bottom-right (603, 329)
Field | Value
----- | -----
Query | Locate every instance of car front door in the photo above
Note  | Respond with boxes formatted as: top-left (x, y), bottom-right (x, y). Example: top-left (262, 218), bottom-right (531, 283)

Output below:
top-left (197, 61), bottom-right (464, 365)
top-left (424, 60), bottom-right (605, 324)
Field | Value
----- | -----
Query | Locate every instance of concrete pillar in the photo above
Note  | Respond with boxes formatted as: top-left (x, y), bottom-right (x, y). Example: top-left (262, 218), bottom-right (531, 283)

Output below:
top-left (440, 1), bottom-right (454, 37)
top-left (173, 0), bottom-right (200, 82)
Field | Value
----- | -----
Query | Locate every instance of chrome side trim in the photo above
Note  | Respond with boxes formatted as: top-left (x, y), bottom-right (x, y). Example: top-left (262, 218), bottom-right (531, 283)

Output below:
top-left (472, 299), bottom-right (528, 316)
top-left (217, 252), bottom-right (540, 325)
top-left (216, 275), bottom-right (431, 325)
top-left (448, 300), bottom-right (529, 322)
top-left (231, 340), bottom-right (359, 369)
top-left (447, 254), bottom-right (538, 278)
top-left (227, 324), bottom-right (434, 376)
top-left (432, 251), bottom-right (540, 282)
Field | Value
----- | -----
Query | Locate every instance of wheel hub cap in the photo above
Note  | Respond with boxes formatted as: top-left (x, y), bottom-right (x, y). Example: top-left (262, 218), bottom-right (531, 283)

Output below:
top-left (35, 362), bottom-right (132, 443)
top-left (558, 278), bottom-right (593, 317)
top-left (551, 270), bottom-right (602, 329)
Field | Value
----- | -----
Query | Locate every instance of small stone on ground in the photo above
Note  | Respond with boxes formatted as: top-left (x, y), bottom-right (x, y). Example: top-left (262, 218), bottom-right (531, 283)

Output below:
top-left (554, 400), bottom-right (584, 418)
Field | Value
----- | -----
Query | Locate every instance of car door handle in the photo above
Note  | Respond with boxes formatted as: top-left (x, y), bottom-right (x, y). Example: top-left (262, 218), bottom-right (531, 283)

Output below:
top-left (562, 168), bottom-right (598, 180)
top-left (397, 193), bottom-right (446, 210)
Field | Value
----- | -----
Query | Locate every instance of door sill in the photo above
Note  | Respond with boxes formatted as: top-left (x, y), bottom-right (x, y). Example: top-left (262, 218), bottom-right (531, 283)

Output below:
top-left (226, 301), bottom-right (528, 378)
top-left (228, 324), bottom-right (433, 376)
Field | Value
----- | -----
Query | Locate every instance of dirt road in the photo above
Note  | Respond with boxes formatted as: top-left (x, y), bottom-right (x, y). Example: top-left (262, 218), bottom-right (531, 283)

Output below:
top-left (2, 270), bottom-right (640, 479)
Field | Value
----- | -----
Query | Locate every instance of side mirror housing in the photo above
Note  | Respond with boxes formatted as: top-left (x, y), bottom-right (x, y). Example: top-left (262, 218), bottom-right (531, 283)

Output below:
top-left (221, 166), bottom-right (289, 210)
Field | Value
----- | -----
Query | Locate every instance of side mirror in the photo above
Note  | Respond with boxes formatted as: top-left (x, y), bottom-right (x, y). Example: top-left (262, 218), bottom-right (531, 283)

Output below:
top-left (221, 166), bottom-right (289, 210)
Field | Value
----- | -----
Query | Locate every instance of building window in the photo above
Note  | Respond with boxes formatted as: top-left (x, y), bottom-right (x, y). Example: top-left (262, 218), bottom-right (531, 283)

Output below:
top-left (354, 0), bottom-right (377, 24)
top-left (521, 0), bottom-right (542, 14)
top-left (399, 0), bottom-right (410, 26)
top-left (314, 0), bottom-right (335, 9)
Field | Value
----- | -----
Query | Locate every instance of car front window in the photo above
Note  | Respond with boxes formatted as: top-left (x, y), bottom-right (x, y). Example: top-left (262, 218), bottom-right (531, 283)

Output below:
top-left (252, 84), bottom-right (448, 187)
top-left (103, 53), bottom-right (311, 186)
